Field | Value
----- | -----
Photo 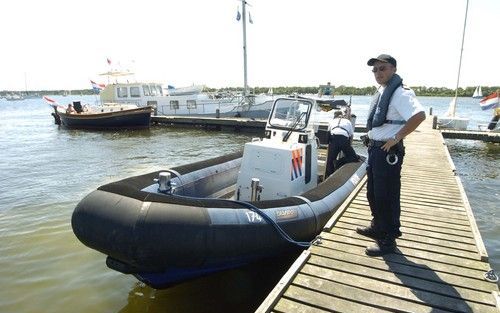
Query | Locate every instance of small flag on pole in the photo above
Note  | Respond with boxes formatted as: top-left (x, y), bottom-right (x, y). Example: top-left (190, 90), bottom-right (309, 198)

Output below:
top-left (236, 7), bottom-right (241, 21)
top-left (90, 80), bottom-right (106, 92)
top-left (479, 92), bottom-right (499, 110)
top-left (43, 96), bottom-right (56, 105)
top-left (107, 58), bottom-right (112, 65)
top-left (249, 12), bottom-right (253, 24)
top-left (43, 96), bottom-right (64, 109)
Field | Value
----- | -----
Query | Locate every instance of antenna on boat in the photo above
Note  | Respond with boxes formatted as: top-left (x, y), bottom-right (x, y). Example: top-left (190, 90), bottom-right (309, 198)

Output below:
top-left (239, 0), bottom-right (250, 98)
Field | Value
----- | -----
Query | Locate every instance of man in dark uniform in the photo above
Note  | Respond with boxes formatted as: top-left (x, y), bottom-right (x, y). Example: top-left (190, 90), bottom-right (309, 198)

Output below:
top-left (357, 54), bottom-right (426, 256)
top-left (325, 111), bottom-right (358, 178)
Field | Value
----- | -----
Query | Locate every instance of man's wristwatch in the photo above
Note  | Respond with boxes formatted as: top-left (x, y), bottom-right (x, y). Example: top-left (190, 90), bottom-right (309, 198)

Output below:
top-left (393, 134), bottom-right (400, 142)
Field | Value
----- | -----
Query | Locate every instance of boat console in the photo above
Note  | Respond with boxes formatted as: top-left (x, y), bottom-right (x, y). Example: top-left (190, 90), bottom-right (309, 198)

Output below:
top-left (236, 98), bottom-right (318, 201)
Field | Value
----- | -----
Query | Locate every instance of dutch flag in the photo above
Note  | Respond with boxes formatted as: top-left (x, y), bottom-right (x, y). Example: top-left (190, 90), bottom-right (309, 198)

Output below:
top-left (90, 80), bottom-right (106, 92)
top-left (479, 92), bottom-right (499, 111)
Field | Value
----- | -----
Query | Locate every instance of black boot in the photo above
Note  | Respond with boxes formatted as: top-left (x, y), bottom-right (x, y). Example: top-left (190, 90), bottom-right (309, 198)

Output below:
top-left (356, 225), bottom-right (383, 240)
top-left (365, 237), bottom-right (396, 256)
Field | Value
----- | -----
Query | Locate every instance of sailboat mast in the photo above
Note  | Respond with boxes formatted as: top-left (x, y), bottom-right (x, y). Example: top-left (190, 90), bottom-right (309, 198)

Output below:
top-left (24, 72), bottom-right (28, 95)
top-left (454, 0), bottom-right (469, 99)
top-left (241, 0), bottom-right (248, 97)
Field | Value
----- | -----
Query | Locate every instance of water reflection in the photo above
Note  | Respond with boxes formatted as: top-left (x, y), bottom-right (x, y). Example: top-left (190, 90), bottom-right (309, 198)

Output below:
top-left (117, 252), bottom-right (300, 313)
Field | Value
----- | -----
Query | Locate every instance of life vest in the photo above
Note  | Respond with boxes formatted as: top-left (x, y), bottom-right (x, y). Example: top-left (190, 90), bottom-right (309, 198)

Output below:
top-left (366, 74), bottom-right (406, 130)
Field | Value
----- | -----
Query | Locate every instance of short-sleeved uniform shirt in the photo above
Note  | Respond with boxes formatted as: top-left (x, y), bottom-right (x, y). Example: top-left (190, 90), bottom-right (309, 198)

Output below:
top-left (328, 117), bottom-right (354, 138)
top-left (368, 86), bottom-right (424, 141)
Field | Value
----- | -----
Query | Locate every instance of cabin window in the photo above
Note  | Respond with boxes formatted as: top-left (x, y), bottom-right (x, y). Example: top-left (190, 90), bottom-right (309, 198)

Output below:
top-left (117, 87), bottom-right (128, 98)
top-left (187, 100), bottom-right (196, 109)
top-left (143, 85), bottom-right (151, 96)
top-left (130, 87), bottom-right (141, 98)
top-left (150, 85), bottom-right (158, 96)
top-left (157, 85), bottom-right (164, 96)
top-left (170, 100), bottom-right (179, 110)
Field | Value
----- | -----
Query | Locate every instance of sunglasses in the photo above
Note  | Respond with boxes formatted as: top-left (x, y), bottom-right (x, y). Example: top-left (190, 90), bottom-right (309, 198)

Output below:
top-left (372, 65), bottom-right (390, 73)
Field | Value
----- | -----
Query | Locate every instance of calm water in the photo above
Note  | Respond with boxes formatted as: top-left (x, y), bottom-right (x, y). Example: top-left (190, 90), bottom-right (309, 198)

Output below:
top-left (0, 95), bottom-right (498, 313)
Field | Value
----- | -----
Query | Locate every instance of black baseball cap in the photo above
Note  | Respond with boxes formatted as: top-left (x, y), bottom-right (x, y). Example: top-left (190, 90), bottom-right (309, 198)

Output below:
top-left (367, 54), bottom-right (397, 67)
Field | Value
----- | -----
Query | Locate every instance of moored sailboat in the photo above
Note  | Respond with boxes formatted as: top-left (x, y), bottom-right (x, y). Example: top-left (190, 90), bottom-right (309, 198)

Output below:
top-left (472, 86), bottom-right (483, 99)
top-left (438, 0), bottom-right (471, 131)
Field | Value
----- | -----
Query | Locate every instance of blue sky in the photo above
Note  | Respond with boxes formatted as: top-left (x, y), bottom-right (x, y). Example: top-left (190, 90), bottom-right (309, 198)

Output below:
top-left (1, 0), bottom-right (498, 90)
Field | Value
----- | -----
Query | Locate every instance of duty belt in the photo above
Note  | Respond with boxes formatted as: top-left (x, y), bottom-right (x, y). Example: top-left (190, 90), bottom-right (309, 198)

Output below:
top-left (368, 139), bottom-right (404, 148)
top-left (368, 139), bottom-right (386, 147)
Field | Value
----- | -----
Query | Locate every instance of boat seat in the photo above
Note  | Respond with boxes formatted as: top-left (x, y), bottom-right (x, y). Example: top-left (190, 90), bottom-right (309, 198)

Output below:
top-left (73, 101), bottom-right (83, 113)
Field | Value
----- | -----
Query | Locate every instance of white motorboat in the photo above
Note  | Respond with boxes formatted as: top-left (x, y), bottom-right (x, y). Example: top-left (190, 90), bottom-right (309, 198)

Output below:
top-left (98, 76), bottom-right (275, 119)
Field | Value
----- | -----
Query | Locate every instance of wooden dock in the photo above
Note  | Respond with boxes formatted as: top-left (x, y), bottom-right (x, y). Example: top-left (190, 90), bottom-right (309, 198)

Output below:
top-left (440, 129), bottom-right (500, 143)
top-left (256, 118), bottom-right (500, 313)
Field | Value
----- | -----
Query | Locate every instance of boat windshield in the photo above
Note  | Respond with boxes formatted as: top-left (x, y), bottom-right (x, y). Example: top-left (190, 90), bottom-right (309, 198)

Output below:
top-left (268, 98), bottom-right (312, 130)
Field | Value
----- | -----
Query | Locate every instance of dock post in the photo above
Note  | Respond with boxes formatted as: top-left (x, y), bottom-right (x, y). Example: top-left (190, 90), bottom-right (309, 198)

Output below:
top-left (216, 109), bottom-right (220, 118)
top-left (432, 115), bottom-right (438, 129)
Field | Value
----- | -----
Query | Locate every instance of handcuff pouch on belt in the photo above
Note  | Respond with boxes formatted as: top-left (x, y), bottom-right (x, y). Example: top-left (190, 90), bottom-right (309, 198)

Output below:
top-left (386, 141), bottom-right (404, 165)
top-left (366, 138), bottom-right (404, 165)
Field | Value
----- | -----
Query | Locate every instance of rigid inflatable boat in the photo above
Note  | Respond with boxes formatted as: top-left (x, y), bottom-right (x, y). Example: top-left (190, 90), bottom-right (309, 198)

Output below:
top-left (72, 97), bottom-right (366, 288)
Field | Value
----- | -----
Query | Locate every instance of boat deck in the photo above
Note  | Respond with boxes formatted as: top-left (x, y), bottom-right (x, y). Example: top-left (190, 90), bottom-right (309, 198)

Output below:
top-left (256, 118), bottom-right (500, 312)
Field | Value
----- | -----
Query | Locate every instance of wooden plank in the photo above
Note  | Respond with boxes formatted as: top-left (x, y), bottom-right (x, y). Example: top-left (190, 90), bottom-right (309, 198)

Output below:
top-left (347, 204), bottom-right (470, 224)
top-left (335, 220), bottom-right (477, 245)
top-left (273, 297), bottom-right (331, 313)
top-left (298, 265), bottom-right (498, 312)
top-left (314, 240), bottom-right (489, 280)
top-left (309, 246), bottom-right (496, 293)
top-left (351, 198), bottom-right (469, 218)
top-left (319, 232), bottom-right (490, 270)
top-left (291, 272), bottom-right (460, 313)
top-left (280, 284), bottom-right (392, 313)
top-left (344, 210), bottom-right (472, 232)
top-left (353, 196), bottom-right (467, 212)
top-left (331, 225), bottom-right (478, 254)
top-left (344, 210), bottom-right (473, 232)
top-left (454, 174), bottom-right (490, 262)
top-left (307, 254), bottom-right (496, 305)
top-left (255, 250), bottom-right (310, 313)
top-left (325, 228), bottom-right (480, 260)
top-left (347, 206), bottom-right (471, 225)
top-left (339, 215), bottom-right (475, 239)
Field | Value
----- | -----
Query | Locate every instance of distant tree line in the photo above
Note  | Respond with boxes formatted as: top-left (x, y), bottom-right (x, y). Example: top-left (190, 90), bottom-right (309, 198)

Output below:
top-left (2, 85), bottom-right (499, 98)
top-left (207, 86), bottom-right (500, 97)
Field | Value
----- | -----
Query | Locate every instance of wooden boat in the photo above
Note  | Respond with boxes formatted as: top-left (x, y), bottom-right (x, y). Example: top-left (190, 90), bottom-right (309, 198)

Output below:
top-left (51, 101), bottom-right (152, 129)
top-left (71, 97), bottom-right (366, 288)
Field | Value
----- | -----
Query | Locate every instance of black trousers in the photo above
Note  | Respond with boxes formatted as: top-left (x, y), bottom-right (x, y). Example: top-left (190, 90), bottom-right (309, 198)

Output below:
top-left (325, 134), bottom-right (358, 178)
top-left (366, 144), bottom-right (405, 238)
